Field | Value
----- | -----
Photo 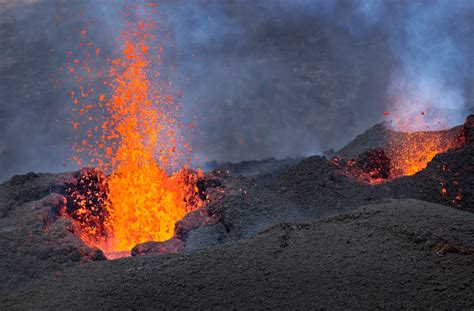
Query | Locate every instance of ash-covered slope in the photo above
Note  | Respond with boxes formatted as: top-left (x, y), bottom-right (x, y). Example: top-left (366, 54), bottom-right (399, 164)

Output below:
top-left (271, 156), bottom-right (386, 217)
top-left (204, 157), bottom-right (302, 185)
top-left (2, 199), bottom-right (473, 310)
top-left (0, 172), bottom-right (105, 295)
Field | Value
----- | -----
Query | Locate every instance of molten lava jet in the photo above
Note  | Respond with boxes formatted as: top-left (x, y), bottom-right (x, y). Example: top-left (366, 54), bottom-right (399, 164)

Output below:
top-left (67, 13), bottom-right (201, 257)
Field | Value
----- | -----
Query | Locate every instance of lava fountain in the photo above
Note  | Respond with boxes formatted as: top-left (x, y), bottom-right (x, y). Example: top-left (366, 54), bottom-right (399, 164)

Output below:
top-left (67, 10), bottom-right (201, 257)
top-left (384, 103), bottom-right (465, 178)
top-left (333, 107), bottom-right (465, 185)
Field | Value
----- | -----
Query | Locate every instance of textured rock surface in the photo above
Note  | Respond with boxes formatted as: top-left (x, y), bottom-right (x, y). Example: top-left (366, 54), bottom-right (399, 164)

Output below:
top-left (271, 155), bottom-right (385, 216)
top-left (0, 173), bottom-right (106, 295)
top-left (182, 174), bottom-right (312, 252)
top-left (2, 200), bottom-right (473, 310)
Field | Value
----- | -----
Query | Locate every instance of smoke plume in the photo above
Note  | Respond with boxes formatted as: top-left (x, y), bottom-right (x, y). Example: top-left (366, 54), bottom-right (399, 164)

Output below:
top-left (0, 0), bottom-right (473, 181)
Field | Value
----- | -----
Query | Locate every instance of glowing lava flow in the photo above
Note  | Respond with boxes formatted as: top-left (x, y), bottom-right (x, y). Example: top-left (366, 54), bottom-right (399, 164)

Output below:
top-left (68, 16), bottom-right (200, 256)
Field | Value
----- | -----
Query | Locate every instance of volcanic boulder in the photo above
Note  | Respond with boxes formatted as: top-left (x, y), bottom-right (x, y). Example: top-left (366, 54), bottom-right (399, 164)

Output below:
top-left (131, 238), bottom-right (185, 256)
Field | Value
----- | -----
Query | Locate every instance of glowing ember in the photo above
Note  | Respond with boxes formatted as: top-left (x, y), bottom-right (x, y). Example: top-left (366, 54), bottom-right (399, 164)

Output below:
top-left (65, 168), bottom-right (109, 247)
top-left (385, 110), bottom-right (464, 178)
top-left (67, 9), bottom-right (201, 256)
top-left (387, 130), bottom-right (461, 177)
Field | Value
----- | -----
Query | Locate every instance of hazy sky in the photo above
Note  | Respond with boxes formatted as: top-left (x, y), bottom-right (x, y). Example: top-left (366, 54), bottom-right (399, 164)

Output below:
top-left (1, 0), bottom-right (473, 181)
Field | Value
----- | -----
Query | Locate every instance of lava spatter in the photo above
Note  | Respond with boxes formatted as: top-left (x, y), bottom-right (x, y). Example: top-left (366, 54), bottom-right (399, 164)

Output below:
top-left (67, 9), bottom-right (201, 256)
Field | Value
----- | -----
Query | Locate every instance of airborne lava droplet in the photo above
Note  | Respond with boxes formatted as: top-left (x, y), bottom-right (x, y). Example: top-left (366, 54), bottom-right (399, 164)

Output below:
top-left (68, 8), bottom-right (201, 257)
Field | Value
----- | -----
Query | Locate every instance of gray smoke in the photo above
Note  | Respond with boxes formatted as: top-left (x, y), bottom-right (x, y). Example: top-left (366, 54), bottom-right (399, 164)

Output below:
top-left (1, 0), bottom-right (473, 181)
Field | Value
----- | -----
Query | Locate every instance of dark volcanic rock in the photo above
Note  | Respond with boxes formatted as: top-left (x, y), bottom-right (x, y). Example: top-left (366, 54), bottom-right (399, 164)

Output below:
top-left (132, 209), bottom-right (221, 257)
top-left (182, 175), bottom-right (312, 251)
top-left (271, 156), bottom-right (386, 216)
top-left (464, 114), bottom-right (474, 143)
top-left (205, 157), bottom-right (302, 185)
top-left (0, 172), bottom-right (71, 218)
top-left (131, 238), bottom-right (185, 256)
top-left (3, 200), bottom-right (473, 310)
top-left (273, 145), bottom-right (474, 215)
top-left (335, 122), bottom-right (391, 159)
top-left (383, 142), bottom-right (474, 212)
top-left (0, 172), bottom-right (106, 296)
top-left (0, 193), bottom-right (106, 295)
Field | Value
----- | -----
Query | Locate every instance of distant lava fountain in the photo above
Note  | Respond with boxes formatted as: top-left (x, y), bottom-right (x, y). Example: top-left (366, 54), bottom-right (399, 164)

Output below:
top-left (332, 109), bottom-right (465, 185)
top-left (384, 108), bottom-right (465, 178)
top-left (66, 9), bottom-right (201, 258)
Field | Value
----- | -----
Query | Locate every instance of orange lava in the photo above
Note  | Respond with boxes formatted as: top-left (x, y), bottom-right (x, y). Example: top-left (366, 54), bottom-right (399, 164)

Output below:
top-left (339, 110), bottom-right (464, 185)
top-left (100, 20), bottom-right (199, 253)
top-left (68, 9), bottom-right (200, 256)
top-left (387, 131), bottom-right (460, 177)
top-left (385, 111), bottom-right (464, 178)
